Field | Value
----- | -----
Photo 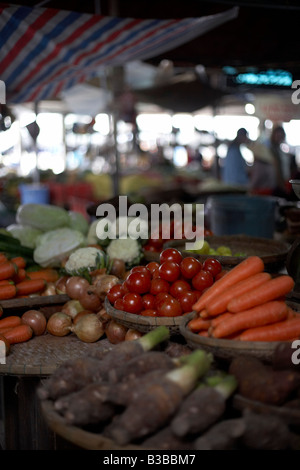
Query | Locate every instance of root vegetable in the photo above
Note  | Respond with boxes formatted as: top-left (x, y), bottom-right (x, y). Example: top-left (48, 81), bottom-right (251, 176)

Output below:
top-left (37, 356), bottom-right (104, 400)
top-left (47, 312), bottom-right (72, 337)
top-left (171, 374), bottom-right (237, 438)
top-left (3, 324), bottom-right (33, 344)
top-left (73, 310), bottom-right (94, 325)
top-left (240, 411), bottom-right (291, 450)
top-left (21, 310), bottom-right (47, 336)
top-left (108, 350), bottom-right (176, 384)
top-left (142, 425), bottom-right (195, 450)
top-left (212, 300), bottom-right (289, 339)
top-left (192, 256), bottom-right (265, 312)
top-left (54, 382), bottom-right (115, 426)
top-left (229, 355), bottom-right (300, 405)
top-left (194, 418), bottom-right (246, 450)
top-left (39, 326), bottom-right (170, 401)
top-left (61, 300), bottom-right (84, 320)
top-left (79, 288), bottom-right (102, 311)
top-left (55, 276), bottom-right (69, 294)
top-left (105, 320), bottom-right (127, 344)
top-left (109, 259), bottom-right (126, 279)
top-left (65, 276), bottom-right (89, 300)
top-left (71, 314), bottom-right (104, 343)
top-left (125, 328), bottom-right (143, 341)
top-left (96, 307), bottom-right (111, 325)
top-left (104, 349), bottom-right (212, 445)
top-left (88, 274), bottom-right (119, 300)
top-left (41, 282), bottom-right (57, 296)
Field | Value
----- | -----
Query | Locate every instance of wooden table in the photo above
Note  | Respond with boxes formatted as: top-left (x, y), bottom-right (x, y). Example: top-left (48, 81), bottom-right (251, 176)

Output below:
top-left (0, 333), bottom-right (114, 450)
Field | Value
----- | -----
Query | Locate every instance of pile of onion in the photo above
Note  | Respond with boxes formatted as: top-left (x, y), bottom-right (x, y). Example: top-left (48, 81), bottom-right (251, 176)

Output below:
top-left (47, 312), bottom-right (72, 337)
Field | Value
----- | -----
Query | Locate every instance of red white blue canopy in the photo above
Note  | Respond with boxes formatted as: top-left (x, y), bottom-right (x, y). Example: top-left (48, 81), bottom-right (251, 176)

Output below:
top-left (0, 3), bottom-right (238, 103)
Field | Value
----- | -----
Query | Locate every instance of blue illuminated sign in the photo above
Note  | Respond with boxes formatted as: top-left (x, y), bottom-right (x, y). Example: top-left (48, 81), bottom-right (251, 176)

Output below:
top-left (224, 68), bottom-right (293, 88)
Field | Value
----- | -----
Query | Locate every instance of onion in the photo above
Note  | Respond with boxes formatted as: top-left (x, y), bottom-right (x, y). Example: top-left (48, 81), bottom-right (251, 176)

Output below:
top-left (21, 310), bottom-right (47, 336)
top-left (79, 287), bottom-right (102, 311)
top-left (65, 276), bottom-right (90, 300)
top-left (125, 328), bottom-right (143, 341)
top-left (41, 282), bottom-right (57, 297)
top-left (96, 307), bottom-right (111, 325)
top-left (47, 312), bottom-right (72, 336)
top-left (105, 320), bottom-right (128, 344)
top-left (110, 259), bottom-right (126, 279)
top-left (88, 274), bottom-right (119, 300)
top-left (71, 314), bottom-right (104, 343)
top-left (73, 309), bottom-right (94, 325)
top-left (61, 300), bottom-right (84, 320)
top-left (55, 276), bottom-right (70, 294)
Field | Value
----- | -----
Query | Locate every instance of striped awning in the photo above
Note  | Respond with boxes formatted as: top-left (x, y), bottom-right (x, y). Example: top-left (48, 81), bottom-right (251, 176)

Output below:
top-left (0, 3), bottom-right (238, 104)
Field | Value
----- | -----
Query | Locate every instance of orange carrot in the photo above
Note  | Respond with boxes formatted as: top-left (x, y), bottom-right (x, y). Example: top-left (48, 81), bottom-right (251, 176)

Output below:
top-left (192, 256), bottom-right (265, 312)
top-left (11, 257), bottom-right (26, 269)
top-left (27, 268), bottom-right (59, 283)
top-left (239, 317), bottom-right (300, 342)
top-left (197, 330), bottom-right (209, 337)
top-left (0, 284), bottom-right (17, 300)
top-left (2, 324), bottom-right (33, 344)
top-left (212, 300), bottom-right (289, 339)
top-left (211, 312), bottom-right (234, 328)
top-left (188, 316), bottom-right (211, 332)
top-left (0, 279), bottom-right (14, 286)
top-left (0, 316), bottom-right (22, 331)
top-left (16, 279), bottom-right (46, 296)
top-left (0, 261), bottom-right (18, 281)
top-left (205, 272), bottom-right (271, 317)
top-left (227, 275), bottom-right (295, 313)
top-left (12, 268), bottom-right (27, 284)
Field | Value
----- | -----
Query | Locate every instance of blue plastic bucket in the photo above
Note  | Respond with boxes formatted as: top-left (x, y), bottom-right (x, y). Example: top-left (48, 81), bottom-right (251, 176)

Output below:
top-left (19, 184), bottom-right (50, 205)
top-left (207, 195), bottom-right (277, 239)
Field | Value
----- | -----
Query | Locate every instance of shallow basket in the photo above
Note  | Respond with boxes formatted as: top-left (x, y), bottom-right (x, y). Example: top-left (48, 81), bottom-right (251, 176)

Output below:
top-left (104, 297), bottom-right (185, 336)
top-left (179, 310), bottom-right (298, 363)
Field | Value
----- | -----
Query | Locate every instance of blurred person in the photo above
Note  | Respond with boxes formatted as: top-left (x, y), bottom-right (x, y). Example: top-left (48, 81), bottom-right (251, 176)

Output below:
top-left (249, 125), bottom-right (295, 197)
top-left (221, 128), bottom-right (250, 186)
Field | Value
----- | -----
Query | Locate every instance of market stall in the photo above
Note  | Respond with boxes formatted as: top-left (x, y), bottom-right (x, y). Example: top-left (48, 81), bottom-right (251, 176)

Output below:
top-left (0, 195), bottom-right (298, 451)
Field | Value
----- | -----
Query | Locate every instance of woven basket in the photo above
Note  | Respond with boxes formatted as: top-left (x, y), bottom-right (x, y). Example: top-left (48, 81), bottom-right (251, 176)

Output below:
top-left (180, 311), bottom-right (292, 363)
top-left (105, 297), bottom-right (186, 336)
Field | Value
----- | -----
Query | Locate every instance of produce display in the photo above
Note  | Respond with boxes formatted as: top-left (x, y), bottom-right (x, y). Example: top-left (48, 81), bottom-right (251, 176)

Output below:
top-left (188, 255), bottom-right (298, 341)
top-left (107, 248), bottom-right (224, 317)
top-left (38, 327), bottom-right (300, 450)
top-left (1, 202), bottom-right (300, 451)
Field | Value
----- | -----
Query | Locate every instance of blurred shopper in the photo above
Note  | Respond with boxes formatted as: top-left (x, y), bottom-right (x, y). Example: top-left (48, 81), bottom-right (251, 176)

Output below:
top-left (249, 125), bottom-right (295, 197)
top-left (222, 128), bottom-right (250, 186)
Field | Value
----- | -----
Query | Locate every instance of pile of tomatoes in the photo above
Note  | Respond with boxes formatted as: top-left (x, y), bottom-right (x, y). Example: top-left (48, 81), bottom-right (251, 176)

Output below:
top-left (107, 248), bottom-right (224, 317)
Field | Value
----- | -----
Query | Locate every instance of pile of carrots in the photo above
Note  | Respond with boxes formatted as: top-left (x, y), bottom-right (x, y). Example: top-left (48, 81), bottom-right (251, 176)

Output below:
top-left (0, 315), bottom-right (33, 347)
top-left (188, 256), bottom-right (299, 342)
top-left (0, 253), bottom-right (59, 305)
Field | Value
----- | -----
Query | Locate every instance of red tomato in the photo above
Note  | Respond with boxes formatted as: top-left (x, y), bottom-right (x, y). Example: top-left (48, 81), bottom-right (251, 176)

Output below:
top-left (157, 297), bottom-right (182, 317)
top-left (125, 271), bottom-right (151, 294)
top-left (180, 257), bottom-right (202, 279)
top-left (122, 292), bottom-right (143, 314)
top-left (148, 237), bottom-right (164, 249)
top-left (107, 284), bottom-right (124, 304)
top-left (142, 293), bottom-right (156, 310)
top-left (146, 261), bottom-right (160, 275)
top-left (202, 258), bottom-right (222, 278)
top-left (114, 298), bottom-right (125, 310)
top-left (160, 248), bottom-right (183, 265)
top-left (158, 261), bottom-right (181, 283)
top-left (192, 270), bottom-right (214, 292)
top-left (169, 279), bottom-right (191, 299)
top-left (130, 266), bottom-right (151, 277)
top-left (140, 309), bottom-right (159, 317)
top-left (154, 292), bottom-right (173, 308)
top-left (143, 244), bottom-right (160, 252)
top-left (178, 291), bottom-right (198, 313)
top-left (215, 270), bottom-right (228, 281)
top-left (150, 278), bottom-right (170, 296)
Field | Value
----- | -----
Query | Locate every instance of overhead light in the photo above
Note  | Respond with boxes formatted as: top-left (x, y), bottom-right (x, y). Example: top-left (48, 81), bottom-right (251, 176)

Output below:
top-left (245, 103), bottom-right (255, 114)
